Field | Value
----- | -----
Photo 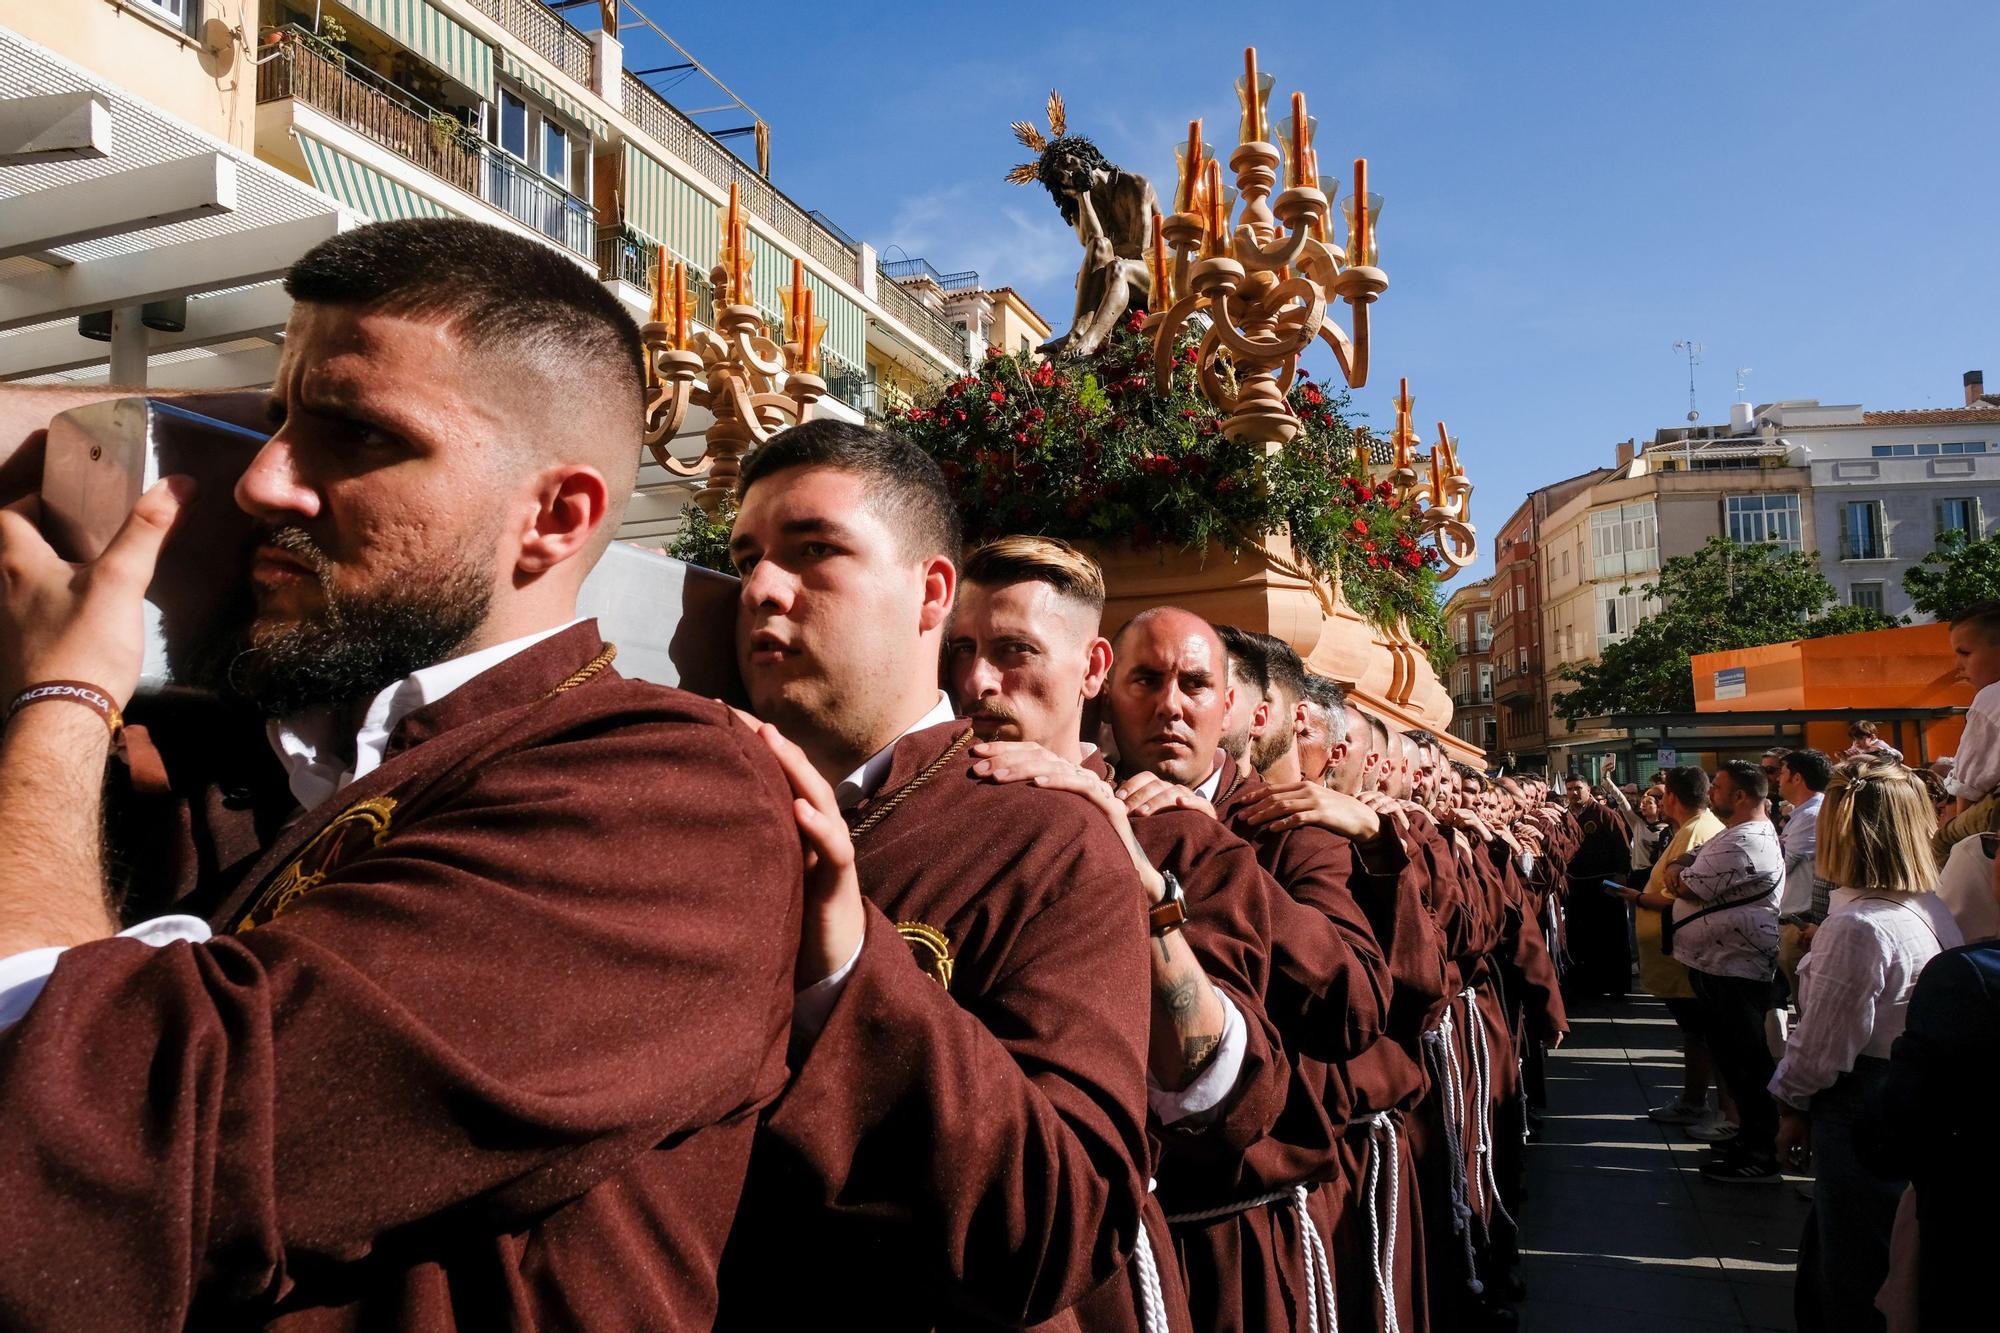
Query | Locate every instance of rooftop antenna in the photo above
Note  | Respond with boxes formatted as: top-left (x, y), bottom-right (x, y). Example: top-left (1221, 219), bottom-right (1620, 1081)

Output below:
top-left (1734, 367), bottom-right (1752, 404)
top-left (1673, 340), bottom-right (1704, 422)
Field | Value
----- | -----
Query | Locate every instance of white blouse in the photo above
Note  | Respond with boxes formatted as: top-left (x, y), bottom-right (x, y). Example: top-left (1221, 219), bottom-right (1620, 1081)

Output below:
top-left (1769, 888), bottom-right (1964, 1109)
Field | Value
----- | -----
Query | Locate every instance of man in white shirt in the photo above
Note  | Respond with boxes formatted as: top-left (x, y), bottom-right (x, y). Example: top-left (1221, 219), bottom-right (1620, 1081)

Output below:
top-left (1670, 761), bottom-right (1787, 1183)
top-left (1774, 748), bottom-right (1833, 997)
top-left (1937, 602), bottom-right (2000, 856)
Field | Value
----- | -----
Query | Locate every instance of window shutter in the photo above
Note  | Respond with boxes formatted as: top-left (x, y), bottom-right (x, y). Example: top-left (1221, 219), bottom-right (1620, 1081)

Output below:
top-left (1839, 503), bottom-right (1850, 559)
top-left (1878, 502), bottom-right (1890, 558)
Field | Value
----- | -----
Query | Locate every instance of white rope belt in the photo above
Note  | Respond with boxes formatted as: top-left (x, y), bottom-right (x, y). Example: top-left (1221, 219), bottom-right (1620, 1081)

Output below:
top-left (1361, 1112), bottom-right (1402, 1333)
top-left (1131, 1223), bottom-right (1170, 1333)
top-left (1422, 1015), bottom-right (1483, 1296)
top-left (1461, 986), bottom-right (1516, 1236)
top-left (1164, 1184), bottom-right (1336, 1333)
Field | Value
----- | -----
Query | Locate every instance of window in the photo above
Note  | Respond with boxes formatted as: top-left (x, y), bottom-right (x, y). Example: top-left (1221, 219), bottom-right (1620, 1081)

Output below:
top-left (542, 120), bottom-right (569, 184)
top-left (498, 89), bottom-right (528, 162)
top-left (1519, 647), bottom-right (1529, 674)
top-left (1939, 497), bottom-right (1978, 539)
top-left (1842, 500), bottom-right (1887, 560)
top-left (1726, 493), bottom-right (1802, 551)
top-left (1591, 500), bottom-right (1658, 578)
top-left (1020, 337), bottom-right (1032, 357)
top-left (1595, 583), bottom-right (1659, 650)
top-left (1474, 610), bottom-right (1491, 649)
top-left (1560, 549), bottom-right (1570, 577)
top-left (1873, 441), bottom-right (1989, 457)
top-left (131, 0), bottom-right (194, 28)
top-left (1516, 586), bottom-right (1526, 614)
top-left (1851, 582), bottom-right (1885, 614)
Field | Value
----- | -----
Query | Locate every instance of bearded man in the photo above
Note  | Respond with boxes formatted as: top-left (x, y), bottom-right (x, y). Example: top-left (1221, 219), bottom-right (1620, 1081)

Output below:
top-left (718, 423), bottom-right (1153, 1331)
top-left (1561, 772), bottom-right (1635, 1001)
top-left (0, 219), bottom-right (804, 1328)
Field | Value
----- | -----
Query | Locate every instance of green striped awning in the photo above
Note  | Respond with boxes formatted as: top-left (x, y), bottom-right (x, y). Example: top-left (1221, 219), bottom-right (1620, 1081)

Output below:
top-left (620, 144), bottom-right (866, 370)
top-left (502, 52), bottom-right (607, 139)
top-left (297, 133), bottom-right (452, 222)
top-left (333, 0), bottom-right (493, 98)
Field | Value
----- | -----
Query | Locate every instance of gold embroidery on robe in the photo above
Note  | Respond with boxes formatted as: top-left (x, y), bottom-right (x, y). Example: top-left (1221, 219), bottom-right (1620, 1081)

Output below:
top-left (236, 796), bottom-right (398, 933)
top-left (895, 921), bottom-right (954, 989)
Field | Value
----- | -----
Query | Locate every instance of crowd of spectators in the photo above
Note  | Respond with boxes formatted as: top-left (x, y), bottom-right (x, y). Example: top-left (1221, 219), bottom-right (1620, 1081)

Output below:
top-left (1557, 599), bottom-right (2000, 1332)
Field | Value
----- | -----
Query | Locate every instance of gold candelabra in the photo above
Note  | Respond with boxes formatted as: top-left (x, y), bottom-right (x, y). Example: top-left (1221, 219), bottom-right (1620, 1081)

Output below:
top-left (1145, 46), bottom-right (1388, 446)
top-left (1377, 376), bottom-right (1477, 575)
top-left (642, 180), bottom-right (828, 515)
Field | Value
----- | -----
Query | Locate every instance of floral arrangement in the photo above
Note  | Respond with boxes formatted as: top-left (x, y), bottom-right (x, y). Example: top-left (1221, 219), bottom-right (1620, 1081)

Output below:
top-left (672, 312), bottom-right (1454, 666)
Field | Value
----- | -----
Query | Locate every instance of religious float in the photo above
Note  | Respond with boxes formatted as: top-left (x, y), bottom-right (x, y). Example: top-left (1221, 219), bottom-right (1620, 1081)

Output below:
top-left (649, 51), bottom-right (1484, 762)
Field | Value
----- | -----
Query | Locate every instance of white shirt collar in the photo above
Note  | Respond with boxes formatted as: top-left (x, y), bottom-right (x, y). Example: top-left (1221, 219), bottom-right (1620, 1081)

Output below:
top-left (834, 691), bottom-right (955, 811)
top-left (268, 620), bottom-right (584, 812)
top-left (1193, 757), bottom-right (1225, 803)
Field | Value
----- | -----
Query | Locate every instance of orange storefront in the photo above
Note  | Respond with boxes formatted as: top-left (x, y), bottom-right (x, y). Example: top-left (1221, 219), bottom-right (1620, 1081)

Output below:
top-left (1692, 623), bottom-right (1973, 762)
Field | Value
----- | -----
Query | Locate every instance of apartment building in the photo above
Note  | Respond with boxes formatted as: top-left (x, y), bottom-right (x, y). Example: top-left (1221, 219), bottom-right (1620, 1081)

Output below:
top-left (1486, 468), bottom-right (1606, 771)
top-left (2, 0), bottom-right (982, 544)
top-left (871, 257), bottom-right (1052, 414)
top-left (1538, 372), bottom-right (2000, 775)
top-left (1440, 577), bottom-right (1497, 757)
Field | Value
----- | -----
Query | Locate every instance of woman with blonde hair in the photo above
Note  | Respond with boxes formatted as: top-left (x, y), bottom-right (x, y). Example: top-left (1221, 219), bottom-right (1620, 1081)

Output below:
top-left (1771, 759), bottom-right (1962, 1332)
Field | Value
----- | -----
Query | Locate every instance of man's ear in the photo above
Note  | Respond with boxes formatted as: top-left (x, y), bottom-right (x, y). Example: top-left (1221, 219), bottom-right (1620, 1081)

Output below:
top-left (917, 556), bottom-right (957, 634)
top-left (1082, 636), bottom-right (1113, 699)
top-left (1249, 696), bottom-right (1272, 738)
top-left (516, 465), bottom-right (609, 577)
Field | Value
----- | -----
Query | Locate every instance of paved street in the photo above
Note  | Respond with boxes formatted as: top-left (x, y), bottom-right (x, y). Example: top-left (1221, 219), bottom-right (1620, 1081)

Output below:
top-left (1518, 997), bottom-right (1812, 1333)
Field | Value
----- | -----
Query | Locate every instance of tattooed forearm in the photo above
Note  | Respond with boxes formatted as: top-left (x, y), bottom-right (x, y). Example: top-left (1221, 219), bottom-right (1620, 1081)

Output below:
top-left (1146, 931), bottom-right (1228, 1090)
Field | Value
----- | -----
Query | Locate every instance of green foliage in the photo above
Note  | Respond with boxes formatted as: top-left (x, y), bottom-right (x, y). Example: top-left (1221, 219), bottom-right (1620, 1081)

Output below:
top-left (1903, 528), bottom-right (2000, 620)
top-left (1554, 536), bottom-right (1900, 722)
top-left (885, 313), bottom-right (1455, 667)
top-left (667, 499), bottom-right (735, 574)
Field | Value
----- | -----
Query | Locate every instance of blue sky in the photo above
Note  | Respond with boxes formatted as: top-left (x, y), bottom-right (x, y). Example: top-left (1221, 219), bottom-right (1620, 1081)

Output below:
top-left (617, 0), bottom-right (1998, 581)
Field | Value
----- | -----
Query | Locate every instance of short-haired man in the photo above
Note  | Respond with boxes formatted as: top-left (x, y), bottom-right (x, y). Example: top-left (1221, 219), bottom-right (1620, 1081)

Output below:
top-left (722, 422), bottom-right (1155, 1328)
top-left (1670, 761), bottom-right (1787, 1183)
top-left (1938, 601), bottom-right (2000, 855)
top-left (1297, 675), bottom-right (1348, 785)
top-left (1216, 623), bottom-right (1285, 775)
top-left (1775, 749), bottom-right (1833, 996)
top-left (953, 539), bottom-right (1371, 1332)
top-left (0, 218), bottom-right (805, 1326)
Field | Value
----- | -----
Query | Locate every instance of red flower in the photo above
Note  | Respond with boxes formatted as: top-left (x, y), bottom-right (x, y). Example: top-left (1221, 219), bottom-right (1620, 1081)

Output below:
top-left (1367, 555), bottom-right (1383, 567)
top-left (1374, 481), bottom-right (1393, 499)
top-left (1403, 551), bottom-right (1423, 569)
top-left (1126, 310), bottom-right (1149, 333)
top-left (1352, 519), bottom-right (1370, 535)
top-left (1363, 541), bottom-right (1378, 553)
top-left (1013, 431), bottom-right (1029, 444)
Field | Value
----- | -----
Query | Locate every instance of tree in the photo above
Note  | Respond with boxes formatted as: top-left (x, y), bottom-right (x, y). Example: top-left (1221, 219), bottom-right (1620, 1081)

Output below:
top-left (1903, 528), bottom-right (2000, 620)
top-left (1553, 537), bottom-right (1899, 722)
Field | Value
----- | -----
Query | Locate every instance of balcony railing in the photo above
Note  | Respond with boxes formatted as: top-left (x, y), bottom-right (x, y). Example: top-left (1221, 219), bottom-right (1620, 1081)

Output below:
top-left (881, 257), bottom-right (981, 291)
top-left (617, 70), bottom-right (862, 287)
top-left (258, 33), bottom-right (594, 256)
top-left (873, 267), bottom-right (969, 368)
top-left (257, 33), bottom-right (481, 194)
top-left (459, 0), bottom-right (592, 83)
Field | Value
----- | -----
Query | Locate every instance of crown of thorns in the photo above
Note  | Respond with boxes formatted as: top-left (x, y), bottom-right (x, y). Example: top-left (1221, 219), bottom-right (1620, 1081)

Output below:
top-left (1004, 90), bottom-right (1102, 187)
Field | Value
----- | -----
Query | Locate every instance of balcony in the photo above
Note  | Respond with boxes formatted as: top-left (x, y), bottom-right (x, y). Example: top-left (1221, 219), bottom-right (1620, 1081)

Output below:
top-left (873, 266), bottom-right (970, 369)
top-left (881, 258), bottom-right (981, 292)
top-left (257, 33), bottom-right (594, 256)
top-left (460, 0), bottom-right (592, 83)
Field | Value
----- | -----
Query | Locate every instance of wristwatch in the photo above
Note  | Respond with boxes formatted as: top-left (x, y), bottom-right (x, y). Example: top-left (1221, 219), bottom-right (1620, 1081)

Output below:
top-left (1149, 870), bottom-right (1188, 937)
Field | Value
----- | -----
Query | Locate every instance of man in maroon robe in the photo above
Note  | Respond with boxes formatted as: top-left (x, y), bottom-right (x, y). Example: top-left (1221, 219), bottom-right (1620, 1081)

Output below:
top-left (718, 424), bottom-right (1154, 1331)
top-left (0, 219), bottom-right (804, 1329)
top-left (949, 540), bottom-right (1389, 1333)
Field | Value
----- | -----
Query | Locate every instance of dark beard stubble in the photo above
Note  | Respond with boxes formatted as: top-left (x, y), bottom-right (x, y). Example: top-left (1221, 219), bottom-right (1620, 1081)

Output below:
top-left (170, 525), bottom-right (492, 718)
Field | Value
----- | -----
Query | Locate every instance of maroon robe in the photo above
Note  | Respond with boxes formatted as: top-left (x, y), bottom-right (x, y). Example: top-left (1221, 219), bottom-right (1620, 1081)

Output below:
top-left (716, 720), bottom-right (1154, 1332)
top-left (1211, 753), bottom-right (1438, 1332)
top-left (0, 623), bottom-right (804, 1330)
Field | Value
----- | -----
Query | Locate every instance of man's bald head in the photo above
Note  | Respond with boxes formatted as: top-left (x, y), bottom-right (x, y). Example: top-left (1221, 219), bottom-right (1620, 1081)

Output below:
top-left (1107, 605), bottom-right (1234, 784)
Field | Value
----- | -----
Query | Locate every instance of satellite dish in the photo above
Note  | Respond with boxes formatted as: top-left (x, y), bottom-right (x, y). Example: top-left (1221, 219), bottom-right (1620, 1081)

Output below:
top-left (199, 18), bottom-right (237, 74)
